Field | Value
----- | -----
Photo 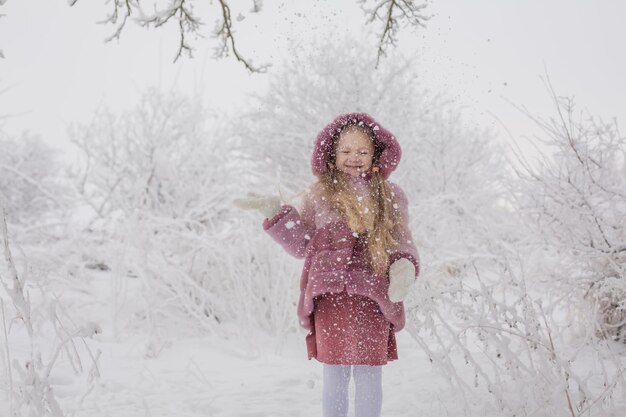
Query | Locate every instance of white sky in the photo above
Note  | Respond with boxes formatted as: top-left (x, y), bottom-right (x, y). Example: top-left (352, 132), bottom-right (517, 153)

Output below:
top-left (1, 0), bottom-right (625, 159)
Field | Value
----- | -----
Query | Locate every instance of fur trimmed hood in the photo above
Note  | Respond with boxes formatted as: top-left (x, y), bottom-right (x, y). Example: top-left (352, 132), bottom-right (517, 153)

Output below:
top-left (311, 112), bottom-right (402, 180)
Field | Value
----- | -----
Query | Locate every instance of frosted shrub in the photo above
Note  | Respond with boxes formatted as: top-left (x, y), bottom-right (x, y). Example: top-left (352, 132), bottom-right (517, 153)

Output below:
top-left (70, 90), bottom-right (299, 349)
top-left (397, 92), bottom-right (624, 415)
top-left (510, 86), bottom-right (626, 344)
top-left (0, 130), bottom-right (74, 243)
top-left (0, 210), bottom-right (101, 417)
top-left (408, 251), bottom-right (624, 416)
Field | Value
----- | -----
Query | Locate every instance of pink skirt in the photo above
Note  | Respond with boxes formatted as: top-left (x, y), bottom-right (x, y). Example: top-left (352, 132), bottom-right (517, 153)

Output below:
top-left (306, 289), bottom-right (398, 365)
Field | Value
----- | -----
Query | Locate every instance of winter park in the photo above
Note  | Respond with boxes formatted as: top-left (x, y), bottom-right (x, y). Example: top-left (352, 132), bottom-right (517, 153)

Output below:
top-left (0, 1), bottom-right (625, 416)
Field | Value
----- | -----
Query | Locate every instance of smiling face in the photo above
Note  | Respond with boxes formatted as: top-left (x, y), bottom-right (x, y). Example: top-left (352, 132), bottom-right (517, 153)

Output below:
top-left (334, 127), bottom-right (375, 177)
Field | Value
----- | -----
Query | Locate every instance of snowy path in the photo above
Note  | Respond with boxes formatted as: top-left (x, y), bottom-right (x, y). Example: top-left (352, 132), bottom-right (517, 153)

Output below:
top-left (5, 308), bottom-right (624, 416)
top-left (55, 330), bottom-right (450, 417)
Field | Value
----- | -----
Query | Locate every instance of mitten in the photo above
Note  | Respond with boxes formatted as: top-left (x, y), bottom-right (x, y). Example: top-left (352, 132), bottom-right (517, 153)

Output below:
top-left (388, 258), bottom-right (415, 302)
top-left (233, 192), bottom-right (282, 218)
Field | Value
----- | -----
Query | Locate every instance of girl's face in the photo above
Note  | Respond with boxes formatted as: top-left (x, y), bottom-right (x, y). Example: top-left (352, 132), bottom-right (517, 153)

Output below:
top-left (334, 128), bottom-right (375, 177)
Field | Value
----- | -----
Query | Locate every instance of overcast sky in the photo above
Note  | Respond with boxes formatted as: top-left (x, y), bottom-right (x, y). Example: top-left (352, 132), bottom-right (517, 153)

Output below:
top-left (1, 0), bottom-right (625, 160)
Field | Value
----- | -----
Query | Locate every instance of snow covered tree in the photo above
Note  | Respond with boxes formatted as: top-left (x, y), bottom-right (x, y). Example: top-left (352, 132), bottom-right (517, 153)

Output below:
top-left (235, 35), bottom-right (435, 197)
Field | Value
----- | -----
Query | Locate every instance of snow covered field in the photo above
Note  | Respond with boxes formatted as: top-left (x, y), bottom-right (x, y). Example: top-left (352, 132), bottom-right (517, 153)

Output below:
top-left (2, 261), bottom-right (624, 417)
top-left (0, 268), bottom-right (458, 417)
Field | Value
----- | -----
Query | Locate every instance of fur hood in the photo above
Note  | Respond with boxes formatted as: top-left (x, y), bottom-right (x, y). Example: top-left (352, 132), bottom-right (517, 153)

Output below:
top-left (311, 112), bottom-right (402, 180)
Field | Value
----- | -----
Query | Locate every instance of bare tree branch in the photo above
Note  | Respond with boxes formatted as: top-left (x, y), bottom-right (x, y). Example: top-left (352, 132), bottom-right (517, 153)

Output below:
top-left (97, 0), bottom-right (134, 43)
top-left (0, 208), bottom-right (32, 337)
top-left (214, 0), bottom-right (268, 72)
top-left (68, 0), bottom-right (429, 72)
top-left (72, 0), bottom-right (269, 70)
top-left (359, 0), bottom-right (430, 67)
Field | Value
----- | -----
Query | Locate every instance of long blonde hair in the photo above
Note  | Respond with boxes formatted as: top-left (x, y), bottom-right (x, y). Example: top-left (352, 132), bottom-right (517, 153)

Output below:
top-left (318, 124), bottom-right (401, 275)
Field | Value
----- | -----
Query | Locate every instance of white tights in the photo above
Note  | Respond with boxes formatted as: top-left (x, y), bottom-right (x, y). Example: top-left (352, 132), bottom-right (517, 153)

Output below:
top-left (322, 364), bottom-right (382, 417)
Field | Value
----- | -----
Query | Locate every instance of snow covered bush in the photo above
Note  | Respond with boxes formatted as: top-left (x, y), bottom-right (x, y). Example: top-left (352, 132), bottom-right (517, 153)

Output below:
top-left (0, 130), bottom-right (71, 229)
top-left (1, 210), bottom-right (101, 417)
top-left (0, 127), bottom-right (100, 417)
top-left (510, 85), bottom-right (626, 344)
top-left (70, 89), bottom-right (299, 350)
top-left (401, 87), bottom-right (625, 416)
top-left (0, 127), bottom-right (78, 295)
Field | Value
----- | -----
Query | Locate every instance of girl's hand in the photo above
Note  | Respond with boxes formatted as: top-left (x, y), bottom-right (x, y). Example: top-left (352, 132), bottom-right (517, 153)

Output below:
top-left (388, 258), bottom-right (415, 302)
top-left (233, 192), bottom-right (282, 218)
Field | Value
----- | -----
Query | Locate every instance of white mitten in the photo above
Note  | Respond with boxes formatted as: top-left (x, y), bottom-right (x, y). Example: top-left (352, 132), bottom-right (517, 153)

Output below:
top-left (233, 192), bottom-right (282, 218)
top-left (388, 258), bottom-right (415, 302)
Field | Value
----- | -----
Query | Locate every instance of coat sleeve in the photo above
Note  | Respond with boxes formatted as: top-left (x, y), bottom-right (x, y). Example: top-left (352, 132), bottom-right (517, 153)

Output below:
top-left (262, 192), bottom-right (316, 259)
top-left (388, 183), bottom-right (420, 277)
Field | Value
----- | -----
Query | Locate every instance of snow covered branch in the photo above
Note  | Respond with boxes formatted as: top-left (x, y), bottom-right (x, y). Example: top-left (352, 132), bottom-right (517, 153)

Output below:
top-left (509, 77), bottom-right (626, 343)
top-left (407, 251), bottom-right (625, 416)
top-left (213, 0), bottom-right (267, 72)
top-left (136, 0), bottom-right (201, 62)
top-left (68, 0), bottom-right (429, 70)
top-left (69, 0), bottom-right (263, 68)
top-left (1, 208), bottom-right (102, 417)
top-left (0, 131), bottom-right (72, 232)
top-left (359, 0), bottom-right (430, 67)
top-left (0, 208), bottom-right (32, 338)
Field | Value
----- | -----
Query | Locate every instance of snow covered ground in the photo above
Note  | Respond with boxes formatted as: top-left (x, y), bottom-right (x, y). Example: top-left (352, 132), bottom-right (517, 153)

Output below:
top-left (56, 329), bottom-right (447, 417)
top-left (3, 265), bottom-right (624, 417)
top-left (0, 266), bottom-right (469, 417)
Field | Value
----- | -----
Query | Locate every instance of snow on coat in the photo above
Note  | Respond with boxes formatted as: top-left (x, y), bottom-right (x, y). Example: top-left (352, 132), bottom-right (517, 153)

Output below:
top-left (263, 112), bottom-right (420, 332)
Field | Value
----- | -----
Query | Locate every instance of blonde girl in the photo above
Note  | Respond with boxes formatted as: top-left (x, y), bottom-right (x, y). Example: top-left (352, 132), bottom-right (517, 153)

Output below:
top-left (236, 112), bottom-right (420, 417)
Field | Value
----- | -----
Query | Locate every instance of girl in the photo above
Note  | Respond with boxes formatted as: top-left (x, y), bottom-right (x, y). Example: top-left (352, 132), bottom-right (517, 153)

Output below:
top-left (236, 112), bottom-right (420, 417)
